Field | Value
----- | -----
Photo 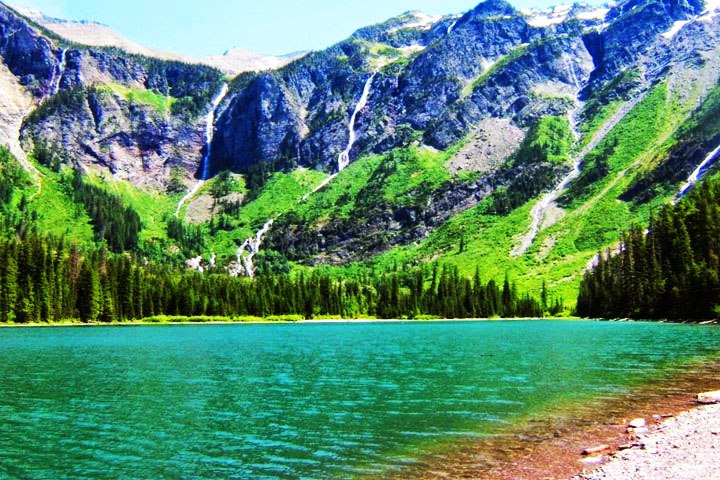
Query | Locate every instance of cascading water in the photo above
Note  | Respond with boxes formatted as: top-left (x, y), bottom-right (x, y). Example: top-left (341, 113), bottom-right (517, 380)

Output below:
top-left (511, 140), bottom-right (582, 257)
top-left (337, 72), bottom-right (376, 172)
top-left (675, 143), bottom-right (720, 202)
top-left (175, 83), bottom-right (229, 217)
top-left (563, 56), bottom-right (580, 90)
top-left (201, 83), bottom-right (229, 180)
top-left (234, 219), bottom-right (274, 278)
top-left (233, 73), bottom-right (378, 276)
top-left (49, 48), bottom-right (67, 98)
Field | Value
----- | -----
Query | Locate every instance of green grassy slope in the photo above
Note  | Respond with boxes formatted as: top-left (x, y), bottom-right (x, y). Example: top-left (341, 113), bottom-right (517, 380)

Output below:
top-left (7, 74), bottom-right (717, 313)
top-left (304, 79), bottom-right (715, 306)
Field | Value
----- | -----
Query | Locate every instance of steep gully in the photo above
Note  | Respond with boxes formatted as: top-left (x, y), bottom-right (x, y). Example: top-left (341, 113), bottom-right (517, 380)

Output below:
top-left (585, 141), bottom-right (720, 272)
top-left (234, 72), bottom-right (377, 277)
top-left (49, 48), bottom-right (67, 97)
top-left (12, 47), bottom-right (68, 193)
top-left (674, 143), bottom-right (720, 202)
top-left (174, 83), bottom-right (230, 217)
top-left (512, 92), bottom-right (649, 257)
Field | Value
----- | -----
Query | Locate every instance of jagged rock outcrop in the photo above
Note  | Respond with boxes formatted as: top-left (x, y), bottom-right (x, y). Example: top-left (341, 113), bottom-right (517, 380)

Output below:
top-left (584, 0), bottom-right (705, 90)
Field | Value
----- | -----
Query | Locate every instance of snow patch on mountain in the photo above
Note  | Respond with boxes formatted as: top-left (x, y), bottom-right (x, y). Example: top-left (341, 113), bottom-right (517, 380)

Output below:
top-left (521, 3), bottom-right (609, 27)
top-left (662, 19), bottom-right (691, 38)
top-left (387, 11), bottom-right (442, 34)
top-left (700, 0), bottom-right (720, 19)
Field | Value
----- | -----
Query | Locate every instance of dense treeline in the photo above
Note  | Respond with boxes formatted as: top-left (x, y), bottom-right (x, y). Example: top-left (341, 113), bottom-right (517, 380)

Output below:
top-left (577, 176), bottom-right (720, 320)
top-left (0, 147), bottom-right (37, 237)
top-left (71, 171), bottom-right (141, 252)
top-left (0, 234), bottom-right (552, 323)
top-left (167, 217), bottom-right (206, 256)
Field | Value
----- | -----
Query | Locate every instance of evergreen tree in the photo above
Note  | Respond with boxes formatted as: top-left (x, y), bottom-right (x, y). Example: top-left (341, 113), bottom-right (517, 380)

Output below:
top-left (77, 260), bottom-right (100, 322)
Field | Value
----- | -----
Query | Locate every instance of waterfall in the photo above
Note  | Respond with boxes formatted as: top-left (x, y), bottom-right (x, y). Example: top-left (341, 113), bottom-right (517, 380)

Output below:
top-left (175, 83), bottom-right (229, 217)
top-left (337, 72), bottom-right (376, 172)
top-left (49, 48), bottom-right (67, 98)
top-left (231, 73), bottom-right (379, 276)
top-left (675, 143), bottom-right (720, 202)
top-left (511, 156), bottom-right (583, 257)
top-left (563, 56), bottom-right (580, 90)
top-left (201, 83), bottom-right (229, 180)
top-left (234, 219), bottom-right (275, 278)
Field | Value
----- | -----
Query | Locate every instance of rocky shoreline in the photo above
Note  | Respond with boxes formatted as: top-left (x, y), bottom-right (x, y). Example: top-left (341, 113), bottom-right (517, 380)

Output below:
top-left (573, 393), bottom-right (720, 480)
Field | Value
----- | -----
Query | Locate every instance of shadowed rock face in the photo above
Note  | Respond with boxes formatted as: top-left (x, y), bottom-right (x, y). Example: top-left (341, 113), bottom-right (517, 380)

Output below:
top-left (0, 5), bottom-right (57, 97)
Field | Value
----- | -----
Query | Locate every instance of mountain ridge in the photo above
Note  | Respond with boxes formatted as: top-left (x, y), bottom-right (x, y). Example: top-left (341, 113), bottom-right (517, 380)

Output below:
top-left (7, 2), bottom-right (306, 75)
top-left (0, 0), bottom-right (719, 309)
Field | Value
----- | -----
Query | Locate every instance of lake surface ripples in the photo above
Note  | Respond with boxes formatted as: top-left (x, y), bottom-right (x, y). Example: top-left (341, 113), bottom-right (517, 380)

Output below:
top-left (1, 321), bottom-right (719, 479)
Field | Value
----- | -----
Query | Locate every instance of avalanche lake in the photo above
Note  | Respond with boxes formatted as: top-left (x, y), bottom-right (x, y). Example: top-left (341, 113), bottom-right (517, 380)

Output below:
top-left (1, 320), bottom-right (720, 479)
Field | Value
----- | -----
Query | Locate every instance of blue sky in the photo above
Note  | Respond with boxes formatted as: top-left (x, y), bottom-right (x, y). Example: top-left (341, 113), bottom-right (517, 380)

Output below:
top-left (9, 0), bottom-right (608, 57)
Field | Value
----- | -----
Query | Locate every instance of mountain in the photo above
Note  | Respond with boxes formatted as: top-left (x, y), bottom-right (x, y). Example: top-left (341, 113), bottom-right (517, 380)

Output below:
top-left (10, 4), bottom-right (305, 75)
top-left (1, 0), bottom-right (720, 308)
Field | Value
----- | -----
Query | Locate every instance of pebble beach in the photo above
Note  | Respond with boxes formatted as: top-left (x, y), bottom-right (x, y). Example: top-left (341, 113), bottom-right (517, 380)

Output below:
top-left (573, 401), bottom-right (720, 480)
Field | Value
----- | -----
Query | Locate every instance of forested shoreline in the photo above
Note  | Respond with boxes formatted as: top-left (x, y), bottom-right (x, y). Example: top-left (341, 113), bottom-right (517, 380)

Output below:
top-left (0, 234), bottom-right (556, 324)
top-left (577, 176), bottom-right (720, 321)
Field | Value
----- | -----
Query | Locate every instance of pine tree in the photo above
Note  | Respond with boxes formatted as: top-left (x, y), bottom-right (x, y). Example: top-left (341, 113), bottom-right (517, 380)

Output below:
top-left (77, 260), bottom-right (100, 322)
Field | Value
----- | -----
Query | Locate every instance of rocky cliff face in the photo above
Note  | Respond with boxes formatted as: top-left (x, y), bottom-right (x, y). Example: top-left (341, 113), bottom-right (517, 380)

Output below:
top-left (0, 5), bottom-right (57, 97)
top-left (211, 0), bottom-right (714, 178)
top-left (1, 0), bottom-right (720, 271)
top-left (210, 0), bottom-right (605, 173)
top-left (0, 3), bottom-right (226, 190)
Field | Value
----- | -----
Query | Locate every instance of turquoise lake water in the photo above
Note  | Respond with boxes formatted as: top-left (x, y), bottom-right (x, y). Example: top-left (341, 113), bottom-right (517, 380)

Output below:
top-left (1, 321), bottom-right (719, 479)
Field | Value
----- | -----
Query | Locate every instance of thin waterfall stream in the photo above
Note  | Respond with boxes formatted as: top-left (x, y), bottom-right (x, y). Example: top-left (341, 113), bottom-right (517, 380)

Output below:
top-left (175, 83), bottom-right (229, 217)
top-left (49, 48), bottom-right (67, 97)
top-left (675, 142), bottom-right (720, 202)
top-left (337, 72), bottom-right (376, 172)
top-left (235, 72), bottom-right (378, 277)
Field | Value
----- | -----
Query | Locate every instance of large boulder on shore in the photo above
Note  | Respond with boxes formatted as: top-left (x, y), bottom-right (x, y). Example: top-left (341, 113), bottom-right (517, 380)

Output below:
top-left (697, 390), bottom-right (720, 404)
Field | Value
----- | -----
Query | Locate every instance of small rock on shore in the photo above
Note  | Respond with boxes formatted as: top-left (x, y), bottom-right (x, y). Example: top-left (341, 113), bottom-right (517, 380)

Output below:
top-left (572, 403), bottom-right (720, 480)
